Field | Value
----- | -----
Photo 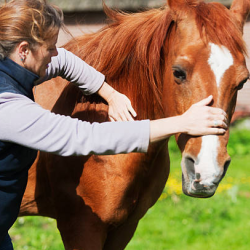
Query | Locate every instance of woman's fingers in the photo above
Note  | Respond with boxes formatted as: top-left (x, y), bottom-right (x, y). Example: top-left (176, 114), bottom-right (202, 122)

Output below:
top-left (193, 97), bottom-right (228, 130)
top-left (208, 112), bottom-right (228, 127)
top-left (210, 119), bottom-right (227, 129)
top-left (109, 116), bottom-right (115, 122)
top-left (121, 109), bottom-right (134, 121)
top-left (109, 108), bottom-right (135, 122)
top-left (194, 95), bottom-right (213, 107)
top-left (194, 96), bottom-right (227, 120)
top-left (107, 92), bottom-right (137, 122)
top-left (127, 103), bottom-right (137, 118)
top-left (181, 96), bottom-right (230, 136)
top-left (206, 127), bottom-right (227, 135)
top-left (207, 106), bottom-right (227, 118)
top-left (109, 109), bottom-right (134, 122)
top-left (209, 110), bottom-right (228, 129)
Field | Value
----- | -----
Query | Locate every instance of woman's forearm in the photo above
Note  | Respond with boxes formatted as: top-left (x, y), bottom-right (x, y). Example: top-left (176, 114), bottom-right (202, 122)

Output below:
top-left (149, 116), bottom-right (182, 143)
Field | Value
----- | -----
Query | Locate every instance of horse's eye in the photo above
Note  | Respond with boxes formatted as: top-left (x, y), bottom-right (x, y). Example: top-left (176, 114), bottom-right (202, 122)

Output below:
top-left (237, 77), bottom-right (249, 90)
top-left (172, 67), bottom-right (186, 84)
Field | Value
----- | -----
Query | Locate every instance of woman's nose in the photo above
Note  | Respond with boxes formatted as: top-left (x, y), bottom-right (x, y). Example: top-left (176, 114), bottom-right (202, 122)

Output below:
top-left (52, 48), bottom-right (58, 57)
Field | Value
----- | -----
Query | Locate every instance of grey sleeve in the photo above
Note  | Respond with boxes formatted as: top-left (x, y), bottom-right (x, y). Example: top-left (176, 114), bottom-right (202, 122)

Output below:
top-left (0, 93), bottom-right (150, 156)
top-left (35, 48), bottom-right (105, 95)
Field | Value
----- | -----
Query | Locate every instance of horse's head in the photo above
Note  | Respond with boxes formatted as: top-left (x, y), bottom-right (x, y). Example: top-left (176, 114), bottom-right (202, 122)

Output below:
top-left (163, 0), bottom-right (250, 197)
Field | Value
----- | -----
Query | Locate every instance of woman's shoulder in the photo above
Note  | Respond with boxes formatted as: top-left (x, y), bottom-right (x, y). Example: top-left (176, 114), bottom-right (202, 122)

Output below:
top-left (0, 75), bottom-right (24, 96)
top-left (0, 76), bottom-right (17, 95)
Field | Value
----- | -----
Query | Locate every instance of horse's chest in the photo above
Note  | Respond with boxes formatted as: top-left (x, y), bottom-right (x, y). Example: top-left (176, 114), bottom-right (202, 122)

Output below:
top-left (83, 143), bottom-right (170, 225)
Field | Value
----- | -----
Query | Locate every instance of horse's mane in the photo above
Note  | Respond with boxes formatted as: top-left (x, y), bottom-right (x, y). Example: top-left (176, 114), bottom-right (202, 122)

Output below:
top-left (64, 6), bottom-right (173, 119)
top-left (63, 0), bottom-right (246, 120)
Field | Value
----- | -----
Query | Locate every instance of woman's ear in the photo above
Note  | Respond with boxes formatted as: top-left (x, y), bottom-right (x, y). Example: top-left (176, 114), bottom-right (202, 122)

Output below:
top-left (17, 41), bottom-right (30, 62)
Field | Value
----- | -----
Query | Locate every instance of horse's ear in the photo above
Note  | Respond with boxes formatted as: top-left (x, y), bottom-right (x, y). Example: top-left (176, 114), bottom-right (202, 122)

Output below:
top-left (167, 0), bottom-right (197, 17)
top-left (230, 0), bottom-right (250, 32)
top-left (167, 0), bottom-right (188, 11)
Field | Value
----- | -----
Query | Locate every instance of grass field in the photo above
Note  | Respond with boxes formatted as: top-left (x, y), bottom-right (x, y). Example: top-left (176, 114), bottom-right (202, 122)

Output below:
top-left (9, 125), bottom-right (250, 250)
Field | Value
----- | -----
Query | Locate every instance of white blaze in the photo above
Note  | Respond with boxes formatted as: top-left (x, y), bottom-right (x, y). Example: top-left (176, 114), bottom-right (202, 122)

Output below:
top-left (195, 135), bottom-right (221, 185)
top-left (208, 43), bottom-right (234, 87)
top-left (195, 43), bottom-right (233, 185)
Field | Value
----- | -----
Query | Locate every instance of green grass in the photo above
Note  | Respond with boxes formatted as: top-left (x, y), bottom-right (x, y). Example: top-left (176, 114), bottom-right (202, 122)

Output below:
top-left (10, 217), bottom-right (63, 250)
top-left (9, 125), bottom-right (250, 250)
top-left (126, 155), bottom-right (250, 250)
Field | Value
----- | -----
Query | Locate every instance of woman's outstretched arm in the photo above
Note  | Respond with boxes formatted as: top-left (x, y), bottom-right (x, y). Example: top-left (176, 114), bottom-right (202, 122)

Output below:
top-left (150, 95), bottom-right (227, 143)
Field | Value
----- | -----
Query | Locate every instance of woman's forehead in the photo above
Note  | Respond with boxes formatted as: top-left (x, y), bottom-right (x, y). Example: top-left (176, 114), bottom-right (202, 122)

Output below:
top-left (45, 33), bottom-right (59, 47)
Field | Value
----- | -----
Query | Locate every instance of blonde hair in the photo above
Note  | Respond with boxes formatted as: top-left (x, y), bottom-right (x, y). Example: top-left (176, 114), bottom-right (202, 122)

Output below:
top-left (0, 0), bottom-right (65, 59)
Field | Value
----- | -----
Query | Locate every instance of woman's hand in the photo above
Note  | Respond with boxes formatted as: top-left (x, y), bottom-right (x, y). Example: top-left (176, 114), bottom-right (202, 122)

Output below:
top-left (97, 82), bottom-right (137, 121)
top-left (107, 91), bottom-right (137, 121)
top-left (180, 95), bottom-right (228, 136)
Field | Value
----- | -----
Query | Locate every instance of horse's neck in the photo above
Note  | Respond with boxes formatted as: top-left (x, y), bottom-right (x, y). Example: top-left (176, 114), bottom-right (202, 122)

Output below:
top-left (62, 9), bottom-right (173, 120)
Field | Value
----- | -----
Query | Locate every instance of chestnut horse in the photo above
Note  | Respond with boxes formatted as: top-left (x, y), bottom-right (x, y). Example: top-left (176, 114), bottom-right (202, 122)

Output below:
top-left (20, 0), bottom-right (249, 249)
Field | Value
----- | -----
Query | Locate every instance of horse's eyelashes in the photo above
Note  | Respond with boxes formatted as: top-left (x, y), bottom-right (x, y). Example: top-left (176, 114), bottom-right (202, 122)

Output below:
top-left (237, 78), bottom-right (249, 90)
top-left (172, 67), bottom-right (187, 84)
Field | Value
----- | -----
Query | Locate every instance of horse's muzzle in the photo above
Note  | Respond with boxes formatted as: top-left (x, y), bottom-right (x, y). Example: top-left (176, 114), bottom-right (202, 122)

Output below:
top-left (182, 176), bottom-right (217, 198)
top-left (181, 155), bottom-right (231, 198)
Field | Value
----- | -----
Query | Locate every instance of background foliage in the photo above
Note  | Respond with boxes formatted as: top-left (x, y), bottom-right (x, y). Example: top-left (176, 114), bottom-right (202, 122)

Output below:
top-left (10, 120), bottom-right (250, 250)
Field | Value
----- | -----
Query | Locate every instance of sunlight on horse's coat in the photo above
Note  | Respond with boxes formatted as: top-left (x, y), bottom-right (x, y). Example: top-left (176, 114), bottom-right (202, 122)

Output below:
top-left (208, 43), bottom-right (234, 87)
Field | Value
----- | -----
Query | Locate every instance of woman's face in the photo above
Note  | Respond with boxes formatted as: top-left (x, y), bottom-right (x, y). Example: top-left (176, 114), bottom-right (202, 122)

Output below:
top-left (25, 34), bottom-right (59, 77)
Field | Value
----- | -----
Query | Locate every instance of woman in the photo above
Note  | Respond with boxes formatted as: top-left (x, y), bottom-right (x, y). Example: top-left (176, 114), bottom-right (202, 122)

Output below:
top-left (0, 0), bottom-right (227, 249)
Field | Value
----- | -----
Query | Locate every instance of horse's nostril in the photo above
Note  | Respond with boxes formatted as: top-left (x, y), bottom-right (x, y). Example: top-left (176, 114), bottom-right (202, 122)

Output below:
top-left (183, 156), bottom-right (196, 181)
top-left (192, 180), bottom-right (203, 190)
top-left (192, 180), bottom-right (216, 191)
top-left (195, 173), bottom-right (201, 180)
top-left (187, 156), bottom-right (195, 164)
top-left (224, 159), bottom-right (231, 172)
top-left (221, 158), bottom-right (231, 179)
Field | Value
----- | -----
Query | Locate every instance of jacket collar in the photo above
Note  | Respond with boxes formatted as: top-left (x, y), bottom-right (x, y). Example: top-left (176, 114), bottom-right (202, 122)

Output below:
top-left (0, 57), bottom-right (39, 98)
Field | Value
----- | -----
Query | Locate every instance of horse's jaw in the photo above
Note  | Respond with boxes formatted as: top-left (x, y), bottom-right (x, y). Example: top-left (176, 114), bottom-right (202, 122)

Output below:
top-left (180, 135), bottom-right (231, 198)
